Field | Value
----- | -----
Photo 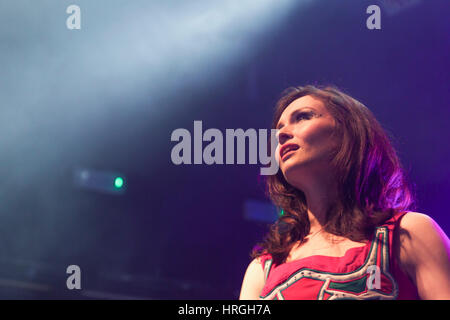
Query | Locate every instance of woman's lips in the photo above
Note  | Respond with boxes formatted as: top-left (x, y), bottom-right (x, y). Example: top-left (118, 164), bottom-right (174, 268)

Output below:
top-left (280, 144), bottom-right (300, 162)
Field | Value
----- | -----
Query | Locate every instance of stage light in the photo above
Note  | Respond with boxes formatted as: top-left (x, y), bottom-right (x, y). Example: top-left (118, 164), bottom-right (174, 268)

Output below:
top-left (73, 168), bottom-right (126, 195)
top-left (114, 177), bottom-right (124, 189)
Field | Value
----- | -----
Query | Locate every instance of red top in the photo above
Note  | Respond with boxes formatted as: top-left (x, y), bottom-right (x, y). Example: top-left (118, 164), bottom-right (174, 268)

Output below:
top-left (259, 211), bottom-right (419, 300)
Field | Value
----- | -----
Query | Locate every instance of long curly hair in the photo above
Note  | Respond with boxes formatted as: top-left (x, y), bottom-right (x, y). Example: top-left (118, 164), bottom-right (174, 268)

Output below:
top-left (252, 85), bottom-right (417, 265)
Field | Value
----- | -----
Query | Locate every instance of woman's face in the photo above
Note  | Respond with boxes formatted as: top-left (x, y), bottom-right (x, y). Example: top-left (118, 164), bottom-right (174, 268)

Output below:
top-left (275, 95), bottom-right (339, 185)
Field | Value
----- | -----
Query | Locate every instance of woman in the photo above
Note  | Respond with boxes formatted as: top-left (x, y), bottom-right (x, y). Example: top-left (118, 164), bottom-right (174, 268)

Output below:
top-left (239, 85), bottom-right (450, 300)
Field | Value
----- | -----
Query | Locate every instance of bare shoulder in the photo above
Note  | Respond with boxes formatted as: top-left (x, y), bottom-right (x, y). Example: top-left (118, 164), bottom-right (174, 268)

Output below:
top-left (397, 211), bottom-right (448, 247)
top-left (397, 212), bottom-right (449, 249)
top-left (396, 211), bottom-right (450, 298)
top-left (399, 211), bottom-right (436, 230)
top-left (239, 257), bottom-right (266, 300)
top-left (245, 257), bottom-right (265, 280)
top-left (246, 257), bottom-right (264, 273)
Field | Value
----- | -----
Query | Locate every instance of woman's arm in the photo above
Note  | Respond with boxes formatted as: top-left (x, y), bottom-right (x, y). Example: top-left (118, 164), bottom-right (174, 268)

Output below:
top-left (239, 258), bottom-right (266, 300)
top-left (397, 212), bottom-right (450, 299)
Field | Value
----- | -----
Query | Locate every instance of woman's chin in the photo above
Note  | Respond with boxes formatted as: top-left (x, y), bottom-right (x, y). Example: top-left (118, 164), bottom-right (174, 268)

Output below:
top-left (281, 158), bottom-right (305, 179)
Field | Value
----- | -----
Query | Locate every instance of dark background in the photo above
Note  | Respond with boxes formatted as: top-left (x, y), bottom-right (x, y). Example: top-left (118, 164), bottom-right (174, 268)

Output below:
top-left (0, 0), bottom-right (448, 299)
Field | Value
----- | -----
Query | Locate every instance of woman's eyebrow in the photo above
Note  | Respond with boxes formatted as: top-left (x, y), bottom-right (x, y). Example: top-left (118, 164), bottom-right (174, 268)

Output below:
top-left (276, 106), bottom-right (316, 130)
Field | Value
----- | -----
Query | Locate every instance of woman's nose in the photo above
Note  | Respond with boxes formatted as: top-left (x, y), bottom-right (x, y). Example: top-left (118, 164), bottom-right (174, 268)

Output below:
top-left (277, 129), bottom-right (293, 145)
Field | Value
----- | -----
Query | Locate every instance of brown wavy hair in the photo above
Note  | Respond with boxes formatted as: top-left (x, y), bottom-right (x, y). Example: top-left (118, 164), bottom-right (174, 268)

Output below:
top-left (252, 85), bottom-right (417, 265)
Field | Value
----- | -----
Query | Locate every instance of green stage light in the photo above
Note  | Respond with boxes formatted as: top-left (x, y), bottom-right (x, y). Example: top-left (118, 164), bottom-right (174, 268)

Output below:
top-left (114, 177), bottom-right (124, 189)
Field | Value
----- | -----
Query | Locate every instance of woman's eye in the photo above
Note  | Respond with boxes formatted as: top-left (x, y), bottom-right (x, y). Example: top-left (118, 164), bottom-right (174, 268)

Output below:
top-left (296, 112), bottom-right (312, 121)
